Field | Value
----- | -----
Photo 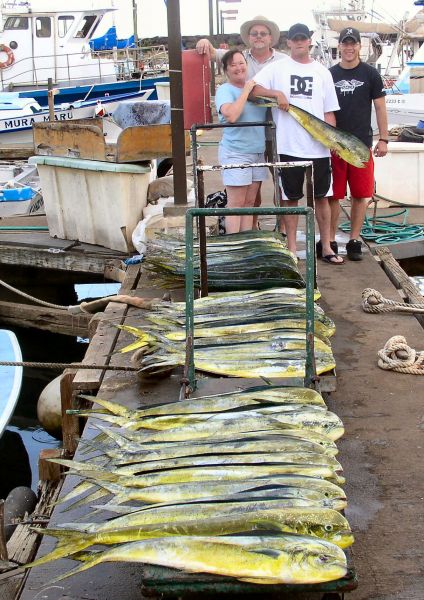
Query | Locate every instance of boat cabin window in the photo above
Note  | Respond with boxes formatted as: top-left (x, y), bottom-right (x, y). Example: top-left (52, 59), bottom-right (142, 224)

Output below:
top-left (74, 15), bottom-right (97, 39)
top-left (36, 17), bottom-right (51, 38)
top-left (58, 16), bottom-right (75, 38)
top-left (3, 16), bottom-right (29, 30)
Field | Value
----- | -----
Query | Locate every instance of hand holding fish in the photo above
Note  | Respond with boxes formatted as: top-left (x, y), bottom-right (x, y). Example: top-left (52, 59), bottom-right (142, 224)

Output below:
top-left (274, 91), bottom-right (290, 112)
top-left (373, 139), bottom-right (388, 158)
top-left (244, 79), bottom-right (257, 94)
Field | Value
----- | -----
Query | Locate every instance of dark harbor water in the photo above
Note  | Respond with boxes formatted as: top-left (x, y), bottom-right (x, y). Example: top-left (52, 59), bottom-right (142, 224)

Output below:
top-left (1, 282), bottom-right (121, 498)
top-left (2, 327), bottom-right (87, 497)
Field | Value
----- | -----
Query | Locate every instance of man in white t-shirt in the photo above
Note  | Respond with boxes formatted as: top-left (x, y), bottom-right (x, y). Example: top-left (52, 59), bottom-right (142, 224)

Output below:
top-left (252, 23), bottom-right (344, 264)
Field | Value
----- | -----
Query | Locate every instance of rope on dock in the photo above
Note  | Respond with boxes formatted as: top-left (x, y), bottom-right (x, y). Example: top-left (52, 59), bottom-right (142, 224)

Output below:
top-left (0, 277), bottom-right (67, 310)
top-left (377, 336), bottom-right (424, 375)
top-left (0, 361), bottom-right (138, 371)
top-left (362, 288), bottom-right (424, 314)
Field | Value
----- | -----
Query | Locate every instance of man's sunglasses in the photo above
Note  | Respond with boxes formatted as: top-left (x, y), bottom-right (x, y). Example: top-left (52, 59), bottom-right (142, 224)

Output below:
top-left (249, 31), bottom-right (270, 37)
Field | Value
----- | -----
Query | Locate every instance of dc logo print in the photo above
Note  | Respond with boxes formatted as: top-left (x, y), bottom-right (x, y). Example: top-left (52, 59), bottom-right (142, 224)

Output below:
top-left (290, 75), bottom-right (313, 97)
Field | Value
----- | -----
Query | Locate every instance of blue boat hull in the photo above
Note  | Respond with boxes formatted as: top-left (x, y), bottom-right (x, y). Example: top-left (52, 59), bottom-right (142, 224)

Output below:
top-left (17, 76), bottom-right (169, 107)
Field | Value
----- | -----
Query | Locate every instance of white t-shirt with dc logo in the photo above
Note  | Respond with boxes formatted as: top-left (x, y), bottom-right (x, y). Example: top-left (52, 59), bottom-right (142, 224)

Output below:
top-left (254, 57), bottom-right (340, 158)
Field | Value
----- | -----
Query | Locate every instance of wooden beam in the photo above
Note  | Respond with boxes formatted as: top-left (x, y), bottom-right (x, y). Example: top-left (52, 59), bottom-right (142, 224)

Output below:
top-left (0, 301), bottom-right (90, 337)
top-left (376, 246), bottom-right (424, 328)
top-left (71, 265), bottom-right (140, 391)
top-left (61, 371), bottom-right (79, 456)
top-left (38, 449), bottom-right (62, 482)
top-left (0, 245), bottom-right (120, 274)
top-left (0, 147), bottom-right (34, 160)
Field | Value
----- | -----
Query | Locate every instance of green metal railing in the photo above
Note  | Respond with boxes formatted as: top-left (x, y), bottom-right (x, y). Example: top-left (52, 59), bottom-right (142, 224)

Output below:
top-left (184, 206), bottom-right (316, 395)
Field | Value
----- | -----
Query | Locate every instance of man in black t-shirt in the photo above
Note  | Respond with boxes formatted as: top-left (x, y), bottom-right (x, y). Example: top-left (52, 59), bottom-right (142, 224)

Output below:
top-left (328, 27), bottom-right (388, 261)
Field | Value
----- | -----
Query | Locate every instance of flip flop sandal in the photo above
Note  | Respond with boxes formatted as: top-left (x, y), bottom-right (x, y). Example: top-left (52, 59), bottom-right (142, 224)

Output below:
top-left (316, 240), bottom-right (338, 258)
top-left (322, 254), bottom-right (344, 265)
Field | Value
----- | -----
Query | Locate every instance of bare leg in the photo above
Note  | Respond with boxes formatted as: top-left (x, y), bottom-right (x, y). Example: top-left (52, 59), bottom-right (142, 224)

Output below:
top-left (329, 199), bottom-right (341, 242)
top-left (281, 200), bottom-right (299, 254)
top-left (225, 185), bottom-right (248, 234)
top-left (242, 181), bottom-right (261, 231)
top-left (252, 184), bottom-right (262, 230)
top-left (315, 198), bottom-right (343, 262)
top-left (350, 197), bottom-right (369, 239)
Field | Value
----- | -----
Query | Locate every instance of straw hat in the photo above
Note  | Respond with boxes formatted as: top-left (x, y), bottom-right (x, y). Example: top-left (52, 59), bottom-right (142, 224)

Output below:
top-left (240, 15), bottom-right (281, 47)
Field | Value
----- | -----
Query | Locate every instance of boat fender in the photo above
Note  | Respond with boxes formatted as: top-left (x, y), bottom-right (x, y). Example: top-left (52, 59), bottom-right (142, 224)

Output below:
top-left (4, 486), bottom-right (37, 541)
top-left (37, 375), bottom-right (62, 439)
top-left (0, 45), bottom-right (14, 69)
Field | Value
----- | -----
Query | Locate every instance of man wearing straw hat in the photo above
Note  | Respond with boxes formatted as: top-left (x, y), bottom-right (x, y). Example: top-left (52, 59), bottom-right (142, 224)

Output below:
top-left (196, 15), bottom-right (285, 78)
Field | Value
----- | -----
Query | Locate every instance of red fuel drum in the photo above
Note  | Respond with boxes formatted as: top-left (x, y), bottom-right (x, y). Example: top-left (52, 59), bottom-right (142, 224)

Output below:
top-left (182, 49), bottom-right (212, 129)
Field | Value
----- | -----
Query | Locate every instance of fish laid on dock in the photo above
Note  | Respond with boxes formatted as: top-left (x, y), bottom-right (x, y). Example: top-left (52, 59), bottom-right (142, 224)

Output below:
top-left (36, 535), bottom-right (348, 585)
top-left (145, 230), bottom-right (304, 290)
top-left (27, 383), bottom-right (352, 585)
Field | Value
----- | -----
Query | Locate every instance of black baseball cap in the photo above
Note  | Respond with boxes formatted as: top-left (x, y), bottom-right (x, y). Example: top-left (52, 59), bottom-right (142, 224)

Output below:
top-left (339, 27), bottom-right (361, 43)
top-left (287, 23), bottom-right (311, 40)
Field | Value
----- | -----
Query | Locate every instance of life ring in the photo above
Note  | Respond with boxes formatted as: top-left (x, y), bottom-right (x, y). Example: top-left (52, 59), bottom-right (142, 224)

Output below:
top-left (0, 44), bottom-right (14, 69)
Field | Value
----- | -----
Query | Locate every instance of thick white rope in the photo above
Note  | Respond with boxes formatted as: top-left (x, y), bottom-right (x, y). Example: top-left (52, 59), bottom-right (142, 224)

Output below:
top-left (377, 336), bottom-right (424, 374)
top-left (362, 288), bottom-right (424, 314)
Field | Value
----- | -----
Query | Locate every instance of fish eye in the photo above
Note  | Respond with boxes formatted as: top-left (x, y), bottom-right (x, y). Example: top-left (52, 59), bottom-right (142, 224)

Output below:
top-left (324, 524), bottom-right (333, 532)
top-left (324, 492), bottom-right (329, 497)
top-left (319, 554), bottom-right (331, 563)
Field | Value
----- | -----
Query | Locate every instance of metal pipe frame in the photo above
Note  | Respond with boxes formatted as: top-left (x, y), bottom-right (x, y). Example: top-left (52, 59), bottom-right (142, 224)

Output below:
top-left (185, 206), bottom-right (316, 395)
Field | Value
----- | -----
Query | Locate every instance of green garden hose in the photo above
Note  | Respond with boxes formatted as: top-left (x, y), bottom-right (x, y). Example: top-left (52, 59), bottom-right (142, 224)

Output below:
top-left (339, 205), bottom-right (424, 244)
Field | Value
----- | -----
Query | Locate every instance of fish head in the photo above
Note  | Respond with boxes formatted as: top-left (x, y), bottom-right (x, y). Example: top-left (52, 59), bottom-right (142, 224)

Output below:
top-left (276, 538), bottom-right (347, 583)
top-left (287, 509), bottom-right (354, 549)
top-left (336, 146), bottom-right (367, 168)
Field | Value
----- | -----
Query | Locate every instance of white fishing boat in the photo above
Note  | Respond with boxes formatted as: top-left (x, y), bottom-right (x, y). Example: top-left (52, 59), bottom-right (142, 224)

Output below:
top-left (0, 329), bottom-right (22, 437)
top-left (311, 1), bottom-right (402, 73)
top-left (372, 33), bottom-right (424, 128)
top-left (0, 0), bottom-right (168, 106)
top-left (311, 1), bottom-right (424, 80)
top-left (0, 87), bottom-right (153, 144)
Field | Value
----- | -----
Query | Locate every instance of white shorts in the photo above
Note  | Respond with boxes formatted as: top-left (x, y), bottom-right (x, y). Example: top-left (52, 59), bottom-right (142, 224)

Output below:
top-left (219, 146), bottom-right (268, 187)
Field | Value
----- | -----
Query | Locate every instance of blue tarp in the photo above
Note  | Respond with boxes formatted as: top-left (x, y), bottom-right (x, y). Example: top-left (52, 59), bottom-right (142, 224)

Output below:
top-left (89, 26), bottom-right (135, 51)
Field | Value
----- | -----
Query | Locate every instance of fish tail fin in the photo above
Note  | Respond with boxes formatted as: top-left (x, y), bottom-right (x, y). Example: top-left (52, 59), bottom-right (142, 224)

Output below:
top-left (44, 547), bottom-right (115, 583)
top-left (51, 480), bottom-right (95, 507)
top-left (25, 534), bottom-right (93, 569)
top-left (63, 487), bottom-right (110, 513)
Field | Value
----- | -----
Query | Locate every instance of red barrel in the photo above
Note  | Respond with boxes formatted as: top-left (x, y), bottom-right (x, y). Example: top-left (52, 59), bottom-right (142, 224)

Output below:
top-left (182, 49), bottom-right (212, 129)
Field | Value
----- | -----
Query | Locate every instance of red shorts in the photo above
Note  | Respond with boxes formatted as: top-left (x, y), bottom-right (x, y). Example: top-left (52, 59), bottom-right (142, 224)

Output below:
top-left (331, 150), bottom-right (374, 200)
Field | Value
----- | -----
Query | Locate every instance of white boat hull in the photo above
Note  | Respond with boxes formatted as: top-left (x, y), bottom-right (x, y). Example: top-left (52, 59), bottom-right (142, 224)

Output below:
top-left (0, 330), bottom-right (23, 436)
top-left (371, 93), bottom-right (424, 129)
top-left (0, 90), bottom-right (151, 145)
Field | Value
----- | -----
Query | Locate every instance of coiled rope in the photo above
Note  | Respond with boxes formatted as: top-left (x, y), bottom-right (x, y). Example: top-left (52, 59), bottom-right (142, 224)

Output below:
top-left (362, 288), bottom-right (424, 314)
top-left (377, 336), bottom-right (424, 375)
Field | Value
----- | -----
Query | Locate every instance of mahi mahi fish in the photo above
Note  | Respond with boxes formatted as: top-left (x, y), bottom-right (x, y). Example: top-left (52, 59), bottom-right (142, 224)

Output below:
top-left (36, 535), bottom-right (347, 585)
top-left (27, 509), bottom-right (352, 569)
top-left (253, 97), bottom-right (370, 168)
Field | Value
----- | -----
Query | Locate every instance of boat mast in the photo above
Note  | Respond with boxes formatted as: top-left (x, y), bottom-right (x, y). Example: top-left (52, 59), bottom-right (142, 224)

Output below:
top-left (132, 0), bottom-right (139, 47)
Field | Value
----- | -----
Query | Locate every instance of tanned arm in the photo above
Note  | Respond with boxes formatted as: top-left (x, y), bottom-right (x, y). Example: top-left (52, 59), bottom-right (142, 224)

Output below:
top-left (324, 111), bottom-right (336, 127)
top-left (373, 96), bottom-right (389, 157)
top-left (220, 80), bottom-right (257, 123)
top-left (250, 84), bottom-right (289, 111)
